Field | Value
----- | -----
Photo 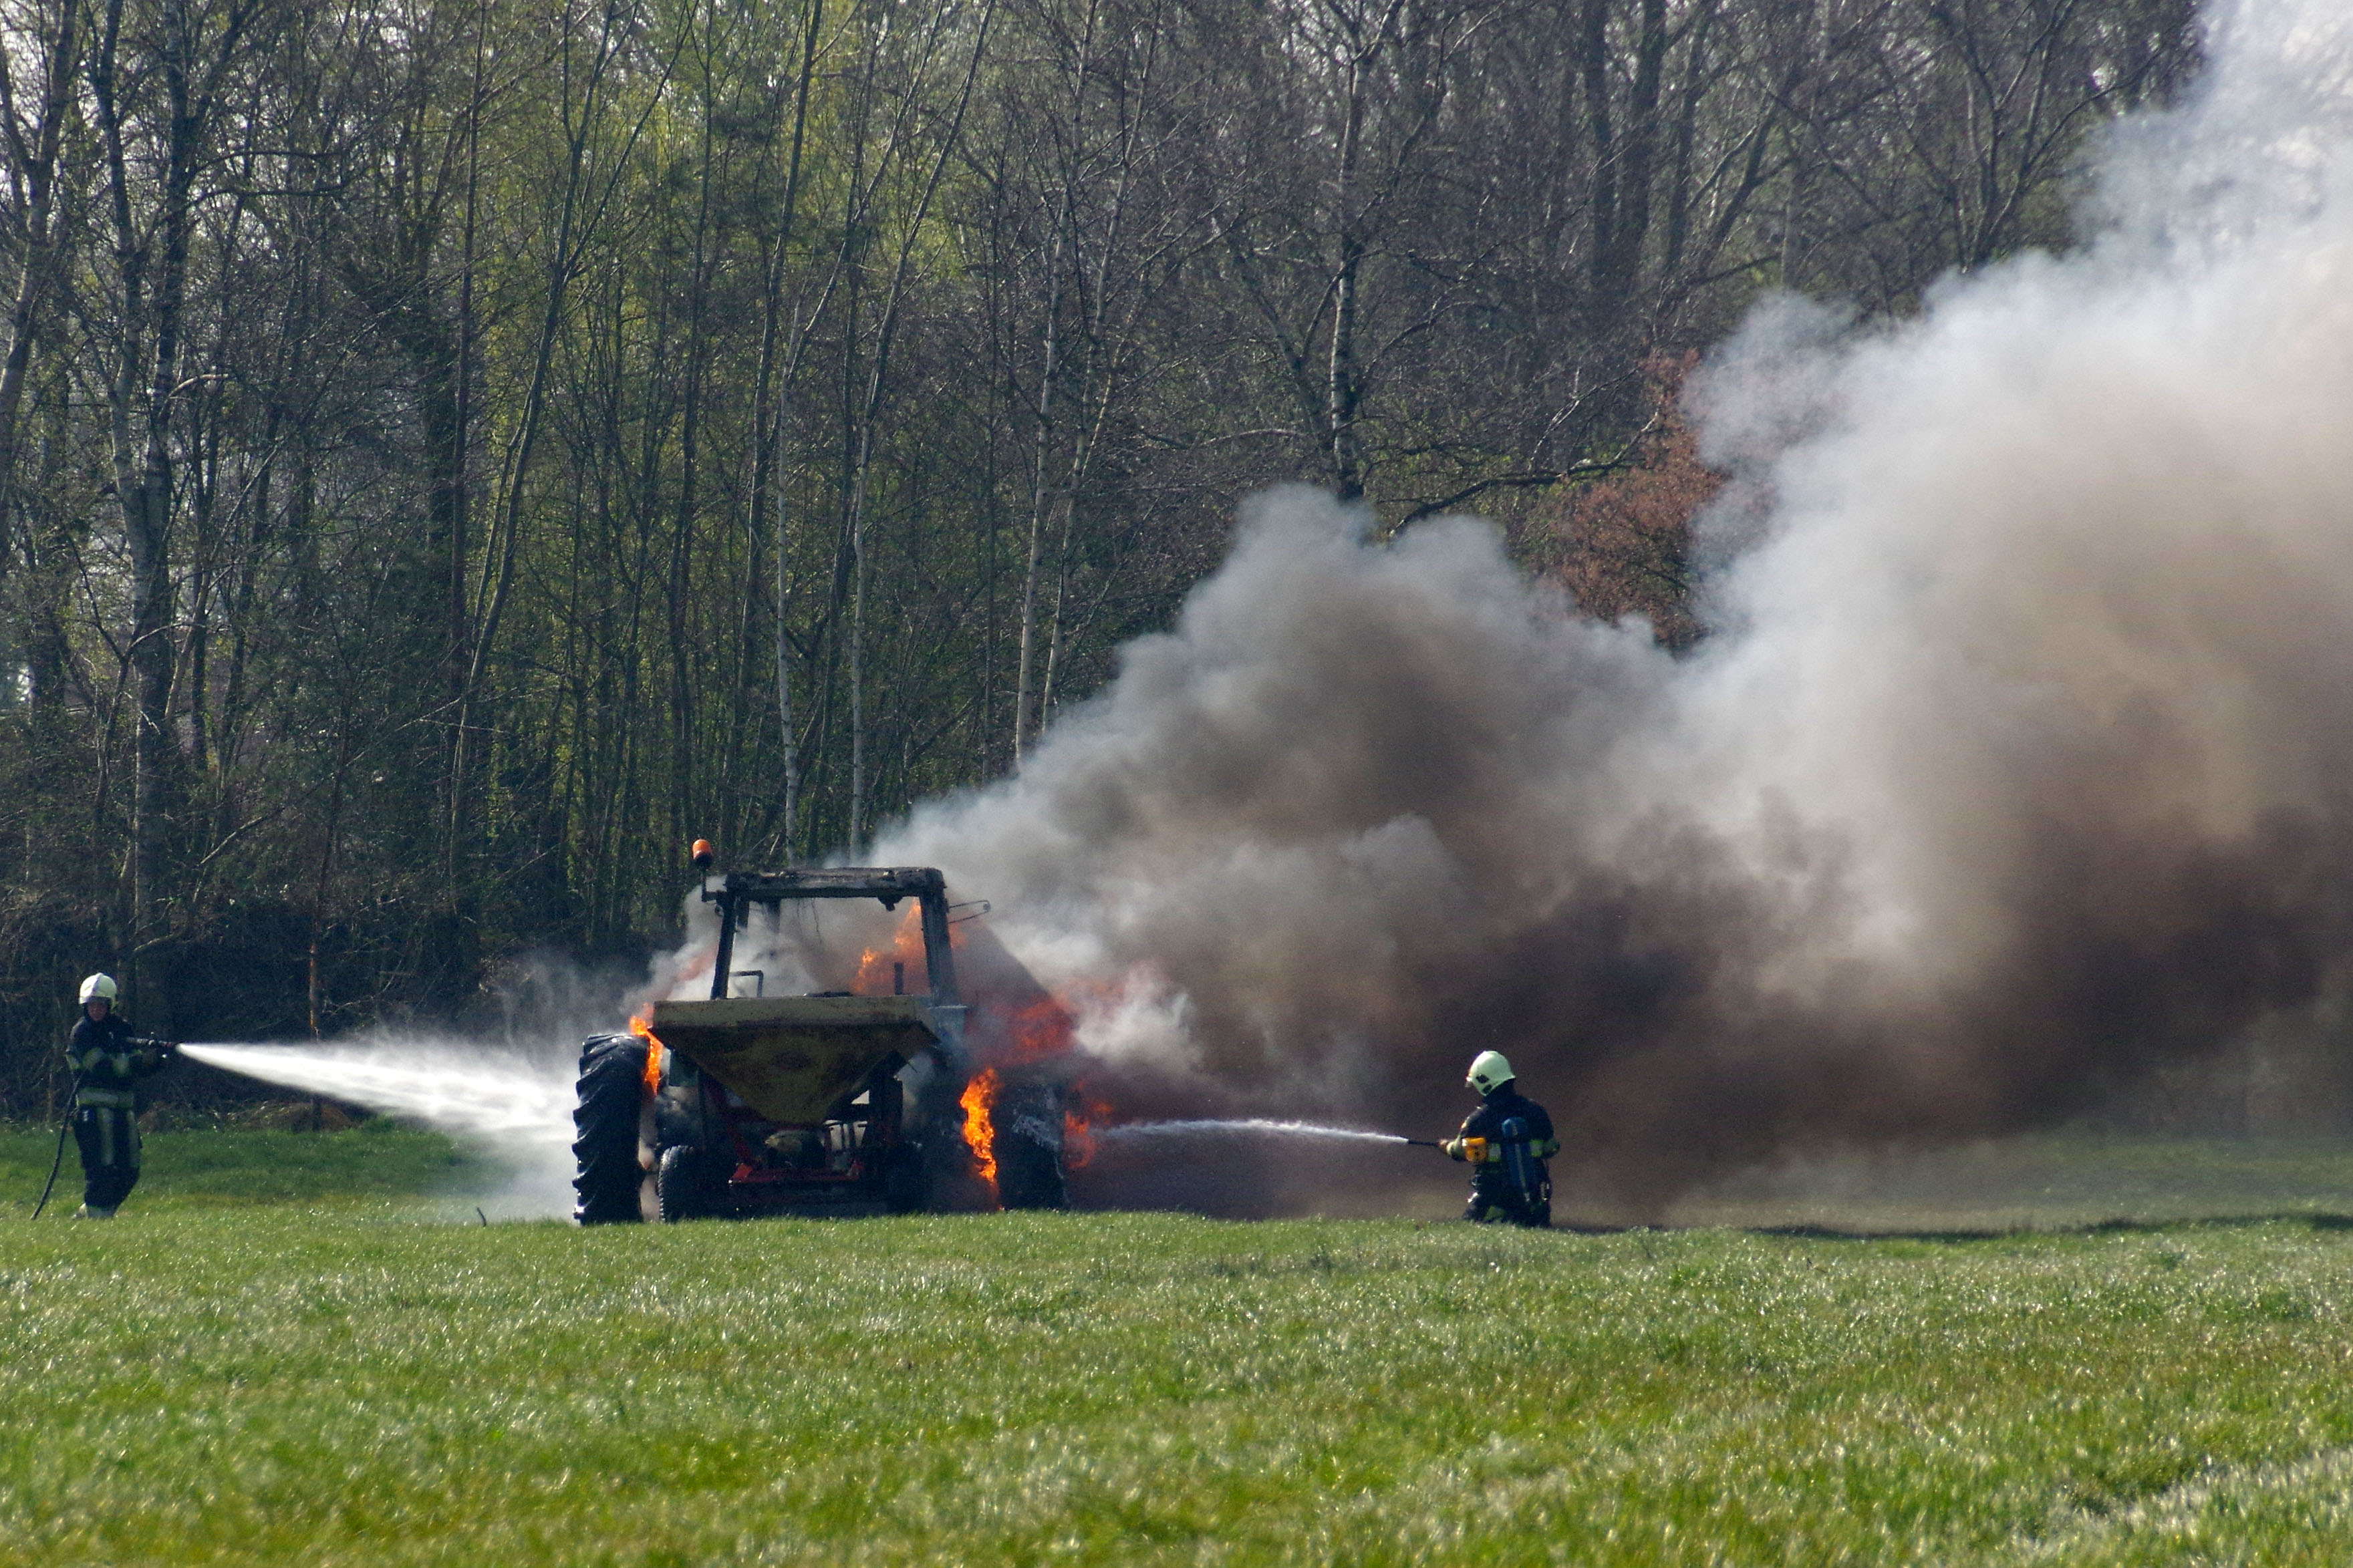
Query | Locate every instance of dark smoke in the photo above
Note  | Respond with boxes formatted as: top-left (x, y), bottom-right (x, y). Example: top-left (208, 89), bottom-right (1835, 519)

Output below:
top-left (868, 0), bottom-right (2353, 1213)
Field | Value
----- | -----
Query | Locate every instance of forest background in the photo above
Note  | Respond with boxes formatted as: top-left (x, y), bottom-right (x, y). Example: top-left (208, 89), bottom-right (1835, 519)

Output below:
top-left (0, 0), bottom-right (2198, 1114)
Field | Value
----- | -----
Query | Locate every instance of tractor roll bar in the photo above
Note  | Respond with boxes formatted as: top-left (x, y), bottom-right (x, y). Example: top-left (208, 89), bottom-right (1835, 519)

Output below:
top-left (701, 867), bottom-right (958, 1004)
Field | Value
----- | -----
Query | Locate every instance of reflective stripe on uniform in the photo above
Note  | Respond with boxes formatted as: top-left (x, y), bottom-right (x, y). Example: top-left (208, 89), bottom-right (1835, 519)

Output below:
top-left (76, 1088), bottom-right (136, 1109)
top-left (79, 1107), bottom-right (140, 1168)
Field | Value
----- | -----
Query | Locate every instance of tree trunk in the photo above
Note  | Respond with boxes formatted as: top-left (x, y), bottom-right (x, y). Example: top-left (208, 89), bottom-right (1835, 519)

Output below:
top-left (92, 0), bottom-right (219, 961)
top-left (0, 0), bottom-right (81, 611)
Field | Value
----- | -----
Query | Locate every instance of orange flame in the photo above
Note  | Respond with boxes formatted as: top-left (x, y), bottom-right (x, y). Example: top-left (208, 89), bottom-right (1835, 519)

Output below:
top-left (852, 905), bottom-right (928, 995)
top-left (999, 994), bottom-right (1075, 1062)
top-left (960, 1068), bottom-right (1001, 1195)
top-left (630, 1014), bottom-right (664, 1096)
top-left (1060, 1082), bottom-right (1111, 1168)
top-left (964, 974), bottom-right (1115, 1174)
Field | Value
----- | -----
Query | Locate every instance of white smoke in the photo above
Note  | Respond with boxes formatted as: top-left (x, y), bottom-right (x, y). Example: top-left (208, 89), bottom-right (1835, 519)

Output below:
top-left (872, 0), bottom-right (2353, 1203)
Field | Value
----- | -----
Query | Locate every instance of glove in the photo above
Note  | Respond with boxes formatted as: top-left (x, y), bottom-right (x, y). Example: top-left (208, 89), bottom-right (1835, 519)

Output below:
top-left (1443, 1137), bottom-right (1466, 1162)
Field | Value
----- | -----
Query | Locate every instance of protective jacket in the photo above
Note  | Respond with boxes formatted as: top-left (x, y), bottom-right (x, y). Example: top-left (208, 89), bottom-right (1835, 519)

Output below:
top-left (67, 1015), bottom-right (172, 1109)
top-left (66, 1013), bottom-right (170, 1215)
top-left (1450, 1084), bottom-right (1558, 1227)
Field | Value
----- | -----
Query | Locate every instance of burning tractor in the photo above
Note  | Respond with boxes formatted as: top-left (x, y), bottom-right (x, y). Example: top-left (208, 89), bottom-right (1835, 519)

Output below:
top-left (572, 863), bottom-right (1070, 1223)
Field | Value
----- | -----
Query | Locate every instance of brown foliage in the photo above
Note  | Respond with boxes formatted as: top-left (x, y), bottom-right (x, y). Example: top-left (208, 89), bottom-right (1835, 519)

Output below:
top-left (1537, 355), bottom-right (1721, 650)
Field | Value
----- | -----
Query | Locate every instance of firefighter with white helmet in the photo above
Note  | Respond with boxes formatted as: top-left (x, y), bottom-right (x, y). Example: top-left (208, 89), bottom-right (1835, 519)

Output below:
top-left (1442, 1050), bottom-right (1559, 1226)
top-left (65, 974), bottom-right (176, 1218)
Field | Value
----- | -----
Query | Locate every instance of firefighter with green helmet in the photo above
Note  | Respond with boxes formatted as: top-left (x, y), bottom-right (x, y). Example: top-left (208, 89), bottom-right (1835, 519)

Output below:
top-left (65, 974), bottom-right (175, 1218)
top-left (1443, 1050), bottom-right (1558, 1227)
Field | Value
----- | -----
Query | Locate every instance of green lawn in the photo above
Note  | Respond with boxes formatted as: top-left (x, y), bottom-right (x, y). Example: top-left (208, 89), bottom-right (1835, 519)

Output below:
top-left (0, 1121), bottom-right (487, 1213)
top-left (7, 1132), bottom-right (2353, 1564)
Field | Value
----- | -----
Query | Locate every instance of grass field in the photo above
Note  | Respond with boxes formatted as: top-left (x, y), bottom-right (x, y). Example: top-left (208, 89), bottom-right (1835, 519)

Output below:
top-left (8, 1131), bottom-right (2353, 1564)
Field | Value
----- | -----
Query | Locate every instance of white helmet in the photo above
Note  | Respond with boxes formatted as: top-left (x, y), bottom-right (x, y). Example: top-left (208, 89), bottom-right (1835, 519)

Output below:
top-left (1467, 1050), bottom-right (1514, 1096)
top-left (79, 973), bottom-right (119, 1005)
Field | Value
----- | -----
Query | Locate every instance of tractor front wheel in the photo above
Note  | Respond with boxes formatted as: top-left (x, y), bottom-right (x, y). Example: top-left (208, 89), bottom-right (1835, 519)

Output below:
top-left (883, 1141), bottom-right (931, 1214)
top-left (656, 1143), bottom-right (722, 1223)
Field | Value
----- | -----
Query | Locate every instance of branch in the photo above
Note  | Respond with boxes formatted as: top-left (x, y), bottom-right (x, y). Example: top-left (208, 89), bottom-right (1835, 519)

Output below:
top-left (1397, 458), bottom-right (1635, 525)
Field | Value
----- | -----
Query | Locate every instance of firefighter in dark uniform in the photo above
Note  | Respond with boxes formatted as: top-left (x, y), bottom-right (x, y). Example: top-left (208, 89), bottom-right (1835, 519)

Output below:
top-left (1444, 1050), bottom-right (1558, 1227)
top-left (65, 974), bottom-right (174, 1219)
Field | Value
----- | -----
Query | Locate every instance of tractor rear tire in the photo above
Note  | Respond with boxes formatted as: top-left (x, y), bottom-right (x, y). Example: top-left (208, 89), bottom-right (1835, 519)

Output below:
top-left (996, 1130), bottom-right (1069, 1211)
top-left (573, 1033), bottom-right (648, 1225)
top-left (992, 1078), bottom-right (1069, 1211)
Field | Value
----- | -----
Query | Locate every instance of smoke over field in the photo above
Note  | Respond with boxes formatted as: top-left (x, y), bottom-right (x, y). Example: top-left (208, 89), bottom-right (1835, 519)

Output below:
top-left (875, 0), bottom-right (2353, 1205)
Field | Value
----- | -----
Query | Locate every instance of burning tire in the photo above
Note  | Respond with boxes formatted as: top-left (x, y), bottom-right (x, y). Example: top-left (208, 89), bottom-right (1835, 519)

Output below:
top-left (992, 1079), bottom-right (1069, 1211)
top-left (995, 1131), bottom-right (1067, 1210)
top-left (573, 1032), bottom-right (650, 1225)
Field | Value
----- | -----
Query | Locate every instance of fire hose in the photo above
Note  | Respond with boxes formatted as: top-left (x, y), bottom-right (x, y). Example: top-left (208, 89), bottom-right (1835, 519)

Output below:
top-left (1418, 1136), bottom-right (1536, 1166)
top-left (29, 1070), bottom-right (84, 1221)
top-left (1430, 1133), bottom-right (1560, 1162)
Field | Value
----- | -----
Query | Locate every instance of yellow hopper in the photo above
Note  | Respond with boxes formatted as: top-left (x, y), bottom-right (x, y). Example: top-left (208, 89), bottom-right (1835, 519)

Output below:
top-left (648, 995), bottom-right (944, 1126)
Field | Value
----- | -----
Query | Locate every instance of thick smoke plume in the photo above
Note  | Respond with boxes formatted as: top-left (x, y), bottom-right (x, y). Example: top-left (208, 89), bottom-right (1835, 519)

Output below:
top-left (878, 0), bottom-right (2353, 1208)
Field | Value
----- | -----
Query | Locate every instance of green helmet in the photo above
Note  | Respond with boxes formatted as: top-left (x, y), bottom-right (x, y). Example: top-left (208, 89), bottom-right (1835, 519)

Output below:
top-left (1467, 1050), bottom-right (1514, 1096)
top-left (78, 973), bottom-right (118, 1005)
